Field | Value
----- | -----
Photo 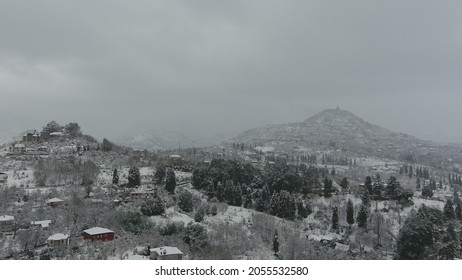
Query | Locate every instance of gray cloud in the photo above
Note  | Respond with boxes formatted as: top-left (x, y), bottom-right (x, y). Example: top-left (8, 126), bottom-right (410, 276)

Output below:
top-left (1, 0), bottom-right (461, 143)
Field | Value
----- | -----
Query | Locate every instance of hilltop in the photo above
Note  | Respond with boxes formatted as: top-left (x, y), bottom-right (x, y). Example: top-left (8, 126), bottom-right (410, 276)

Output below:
top-left (232, 108), bottom-right (461, 167)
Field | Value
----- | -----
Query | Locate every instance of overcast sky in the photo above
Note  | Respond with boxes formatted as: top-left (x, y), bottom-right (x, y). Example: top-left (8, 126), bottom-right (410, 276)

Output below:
top-left (1, 0), bottom-right (461, 143)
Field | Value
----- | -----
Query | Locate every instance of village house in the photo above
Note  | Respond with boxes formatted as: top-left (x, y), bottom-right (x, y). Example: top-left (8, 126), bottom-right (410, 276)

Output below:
top-left (47, 198), bottom-right (64, 208)
top-left (150, 246), bottom-right (184, 260)
top-left (22, 131), bottom-right (40, 144)
top-left (0, 172), bottom-right (7, 186)
top-left (0, 215), bottom-right (15, 234)
top-left (31, 220), bottom-right (52, 230)
top-left (8, 144), bottom-right (26, 155)
top-left (47, 233), bottom-right (70, 250)
top-left (129, 190), bottom-right (156, 200)
top-left (82, 227), bottom-right (115, 241)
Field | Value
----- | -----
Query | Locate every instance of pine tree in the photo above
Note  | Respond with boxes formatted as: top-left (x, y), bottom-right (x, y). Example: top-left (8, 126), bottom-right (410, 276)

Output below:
top-left (154, 165), bottom-right (166, 185)
top-left (357, 204), bottom-right (367, 229)
top-left (422, 186), bottom-right (433, 198)
top-left (112, 168), bottom-right (119, 185)
top-left (140, 197), bottom-right (165, 216)
top-left (128, 166), bottom-right (141, 187)
top-left (273, 228), bottom-right (279, 256)
top-left (323, 177), bottom-right (333, 197)
top-left (332, 206), bottom-right (339, 230)
top-left (346, 199), bottom-right (354, 228)
top-left (340, 177), bottom-right (349, 193)
top-left (101, 138), bottom-right (113, 151)
top-left (255, 184), bottom-right (270, 212)
top-left (165, 168), bottom-right (176, 194)
top-left (331, 166), bottom-right (336, 176)
top-left (270, 190), bottom-right (296, 220)
top-left (178, 190), bottom-right (194, 212)
top-left (438, 223), bottom-right (459, 260)
top-left (455, 202), bottom-right (462, 220)
top-left (365, 176), bottom-right (373, 195)
top-left (443, 200), bottom-right (455, 220)
top-left (297, 200), bottom-right (310, 219)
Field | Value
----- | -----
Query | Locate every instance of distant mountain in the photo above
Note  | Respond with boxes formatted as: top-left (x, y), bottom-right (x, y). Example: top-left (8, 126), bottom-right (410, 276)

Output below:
top-left (232, 107), bottom-right (460, 166)
top-left (115, 129), bottom-right (228, 151)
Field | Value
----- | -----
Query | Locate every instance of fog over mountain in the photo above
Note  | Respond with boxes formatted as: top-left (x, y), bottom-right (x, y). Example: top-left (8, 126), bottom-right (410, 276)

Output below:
top-left (1, 1), bottom-right (462, 143)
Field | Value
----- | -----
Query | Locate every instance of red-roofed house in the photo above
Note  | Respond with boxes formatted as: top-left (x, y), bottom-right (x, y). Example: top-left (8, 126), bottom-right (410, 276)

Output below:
top-left (47, 198), bottom-right (64, 208)
top-left (82, 227), bottom-right (115, 241)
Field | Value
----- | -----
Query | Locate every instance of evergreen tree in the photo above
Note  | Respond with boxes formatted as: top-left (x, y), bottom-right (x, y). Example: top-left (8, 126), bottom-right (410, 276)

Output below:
top-left (178, 190), bottom-right (194, 212)
top-left (332, 206), bottom-right (339, 230)
top-left (365, 176), bottom-right (373, 195)
top-left (357, 204), bottom-right (367, 229)
top-left (140, 197), bottom-right (165, 216)
top-left (438, 223), bottom-right (459, 260)
top-left (340, 177), bottom-right (349, 192)
top-left (41, 120), bottom-right (62, 140)
top-left (331, 166), bottom-right (336, 176)
top-left (226, 182), bottom-right (242, 206)
top-left (127, 166), bottom-right (141, 187)
top-left (273, 228), bottom-right (279, 256)
top-left (386, 176), bottom-right (400, 199)
top-left (64, 122), bottom-right (81, 137)
top-left (323, 177), bottom-right (333, 197)
top-left (154, 165), bottom-right (166, 185)
top-left (101, 138), bottom-right (113, 151)
top-left (297, 200), bottom-right (310, 219)
top-left (112, 168), bottom-right (119, 185)
top-left (443, 200), bottom-right (455, 220)
top-left (165, 168), bottom-right (176, 194)
top-left (422, 186), bottom-right (433, 198)
top-left (270, 190), bottom-right (296, 220)
top-left (455, 202), bottom-right (462, 220)
top-left (397, 211), bottom-right (433, 259)
top-left (194, 207), bottom-right (206, 222)
top-left (255, 184), bottom-right (270, 212)
top-left (346, 199), bottom-right (354, 228)
top-left (416, 177), bottom-right (421, 190)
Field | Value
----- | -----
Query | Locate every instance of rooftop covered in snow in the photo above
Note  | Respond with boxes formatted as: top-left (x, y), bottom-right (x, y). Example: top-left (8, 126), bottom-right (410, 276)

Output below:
top-left (47, 233), bottom-right (69, 241)
top-left (47, 198), bottom-right (64, 203)
top-left (150, 246), bottom-right (183, 256)
top-left (83, 227), bottom-right (114, 235)
top-left (0, 215), bottom-right (14, 222)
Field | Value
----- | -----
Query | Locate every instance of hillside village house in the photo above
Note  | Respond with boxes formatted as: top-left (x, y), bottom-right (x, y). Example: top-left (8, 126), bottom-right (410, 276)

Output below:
top-left (22, 132), bottom-right (40, 144)
top-left (82, 227), bottom-right (115, 241)
top-left (0, 215), bottom-right (15, 234)
top-left (0, 172), bottom-right (7, 186)
top-left (129, 190), bottom-right (156, 200)
top-left (47, 233), bottom-right (70, 250)
top-left (47, 198), bottom-right (64, 208)
top-left (150, 246), bottom-right (184, 260)
top-left (31, 220), bottom-right (52, 230)
top-left (8, 144), bottom-right (26, 155)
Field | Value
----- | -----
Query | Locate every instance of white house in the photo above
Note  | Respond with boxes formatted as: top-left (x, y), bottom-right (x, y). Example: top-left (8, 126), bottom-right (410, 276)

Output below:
top-left (8, 144), bottom-right (26, 155)
top-left (47, 233), bottom-right (69, 250)
top-left (0, 215), bottom-right (15, 233)
top-left (150, 246), bottom-right (184, 260)
top-left (31, 220), bottom-right (52, 230)
top-left (0, 172), bottom-right (7, 186)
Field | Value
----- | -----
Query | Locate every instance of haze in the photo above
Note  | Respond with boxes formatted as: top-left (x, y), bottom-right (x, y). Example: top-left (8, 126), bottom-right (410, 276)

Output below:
top-left (1, 0), bottom-right (461, 144)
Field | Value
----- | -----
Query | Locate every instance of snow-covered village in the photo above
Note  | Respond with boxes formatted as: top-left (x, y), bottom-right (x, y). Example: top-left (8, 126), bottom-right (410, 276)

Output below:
top-left (1, 109), bottom-right (462, 260)
top-left (1, 1), bottom-right (462, 269)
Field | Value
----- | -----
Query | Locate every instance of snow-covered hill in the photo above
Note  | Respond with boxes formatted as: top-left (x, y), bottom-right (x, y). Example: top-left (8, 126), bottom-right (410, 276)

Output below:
top-left (232, 107), bottom-right (461, 167)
